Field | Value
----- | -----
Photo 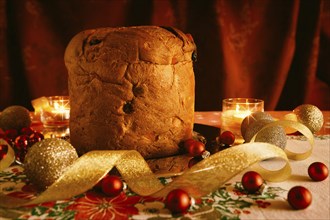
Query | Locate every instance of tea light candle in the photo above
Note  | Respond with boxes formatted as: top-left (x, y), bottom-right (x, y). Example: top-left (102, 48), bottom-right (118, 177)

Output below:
top-left (221, 98), bottom-right (264, 142)
top-left (32, 96), bottom-right (70, 128)
top-left (51, 101), bottom-right (70, 121)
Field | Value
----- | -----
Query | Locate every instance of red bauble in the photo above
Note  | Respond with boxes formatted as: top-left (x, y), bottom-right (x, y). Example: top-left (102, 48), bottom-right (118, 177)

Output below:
top-left (219, 131), bottom-right (235, 145)
top-left (14, 135), bottom-right (30, 150)
top-left (308, 162), bottom-right (328, 181)
top-left (184, 139), bottom-right (195, 150)
top-left (241, 171), bottom-right (264, 193)
top-left (165, 189), bottom-right (191, 214)
top-left (287, 186), bottom-right (312, 209)
top-left (184, 139), bottom-right (205, 157)
top-left (101, 175), bottom-right (123, 197)
top-left (29, 132), bottom-right (44, 145)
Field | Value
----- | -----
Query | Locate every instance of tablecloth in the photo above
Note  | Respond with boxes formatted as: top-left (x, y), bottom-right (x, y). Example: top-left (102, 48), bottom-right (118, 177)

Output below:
top-left (0, 112), bottom-right (329, 220)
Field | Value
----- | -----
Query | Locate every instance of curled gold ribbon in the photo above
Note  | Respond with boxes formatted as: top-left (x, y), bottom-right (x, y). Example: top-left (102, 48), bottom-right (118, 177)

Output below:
top-left (0, 143), bottom-right (289, 208)
top-left (0, 119), bottom-right (314, 209)
top-left (0, 139), bottom-right (15, 171)
top-left (250, 120), bottom-right (314, 160)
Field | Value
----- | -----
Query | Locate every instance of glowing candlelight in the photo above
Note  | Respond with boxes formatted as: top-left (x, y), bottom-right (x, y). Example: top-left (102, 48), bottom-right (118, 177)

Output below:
top-left (221, 98), bottom-right (264, 142)
top-left (33, 96), bottom-right (70, 128)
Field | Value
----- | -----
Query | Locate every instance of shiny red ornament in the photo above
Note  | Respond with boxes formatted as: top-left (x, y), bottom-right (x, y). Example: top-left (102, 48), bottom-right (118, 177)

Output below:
top-left (29, 132), bottom-right (44, 145)
top-left (308, 162), bottom-right (328, 181)
top-left (219, 131), bottom-right (235, 145)
top-left (101, 175), bottom-right (123, 197)
top-left (241, 171), bottom-right (264, 193)
top-left (287, 186), bottom-right (312, 209)
top-left (183, 139), bottom-right (195, 149)
top-left (184, 139), bottom-right (205, 157)
top-left (14, 135), bottom-right (30, 150)
top-left (0, 144), bottom-right (8, 160)
top-left (165, 189), bottom-right (191, 214)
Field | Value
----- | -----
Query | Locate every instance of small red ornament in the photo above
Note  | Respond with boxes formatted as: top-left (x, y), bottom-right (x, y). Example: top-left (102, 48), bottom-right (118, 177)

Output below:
top-left (241, 171), bottom-right (264, 193)
top-left (0, 144), bottom-right (8, 160)
top-left (14, 135), bottom-right (30, 150)
top-left (165, 189), bottom-right (191, 214)
top-left (101, 175), bottom-right (123, 197)
top-left (29, 132), bottom-right (44, 145)
top-left (183, 139), bottom-right (195, 150)
top-left (287, 186), bottom-right (312, 209)
top-left (219, 131), bottom-right (235, 145)
top-left (184, 139), bottom-right (205, 157)
top-left (308, 162), bottom-right (328, 181)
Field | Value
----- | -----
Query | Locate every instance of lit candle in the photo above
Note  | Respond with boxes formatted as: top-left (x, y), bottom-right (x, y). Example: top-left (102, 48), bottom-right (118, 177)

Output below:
top-left (33, 96), bottom-right (70, 128)
top-left (221, 98), bottom-right (264, 142)
top-left (51, 100), bottom-right (70, 122)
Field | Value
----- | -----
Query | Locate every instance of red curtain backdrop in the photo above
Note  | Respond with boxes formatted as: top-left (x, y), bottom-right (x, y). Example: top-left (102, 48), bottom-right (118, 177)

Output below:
top-left (0, 0), bottom-right (329, 111)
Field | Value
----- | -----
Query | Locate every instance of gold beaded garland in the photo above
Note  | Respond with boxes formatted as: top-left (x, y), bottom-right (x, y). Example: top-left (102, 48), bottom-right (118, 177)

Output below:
top-left (293, 104), bottom-right (324, 134)
top-left (24, 138), bottom-right (78, 191)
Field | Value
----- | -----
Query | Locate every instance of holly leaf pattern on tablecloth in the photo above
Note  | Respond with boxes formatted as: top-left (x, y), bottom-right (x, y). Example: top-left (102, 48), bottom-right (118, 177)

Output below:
top-left (0, 166), bottom-right (26, 184)
top-left (0, 165), bottom-right (288, 220)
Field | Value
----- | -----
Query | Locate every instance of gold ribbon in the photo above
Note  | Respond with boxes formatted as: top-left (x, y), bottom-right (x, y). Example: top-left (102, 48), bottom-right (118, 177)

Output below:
top-left (0, 139), bottom-right (15, 171)
top-left (250, 120), bottom-right (314, 160)
top-left (0, 143), bottom-right (289, 208)
top-left (0, 120), bottom-right (314, 209)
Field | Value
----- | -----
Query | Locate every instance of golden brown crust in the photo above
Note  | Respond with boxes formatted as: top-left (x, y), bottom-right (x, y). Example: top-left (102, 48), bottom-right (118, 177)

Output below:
top-left (146, 154), bottom-right (192, 174)
top-left (65, 26), bottom-right (196, 159)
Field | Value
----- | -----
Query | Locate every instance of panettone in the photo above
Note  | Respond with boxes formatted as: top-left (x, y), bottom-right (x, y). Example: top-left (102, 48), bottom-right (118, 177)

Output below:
top-left (65, 26), bottom-right (196, 159)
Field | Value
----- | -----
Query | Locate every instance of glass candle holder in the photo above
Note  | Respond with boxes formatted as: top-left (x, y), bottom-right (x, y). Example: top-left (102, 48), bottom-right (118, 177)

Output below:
top-left (221, 98), bottom-right (264, 142)
top-left (32, 96), bottom-right (70, 138)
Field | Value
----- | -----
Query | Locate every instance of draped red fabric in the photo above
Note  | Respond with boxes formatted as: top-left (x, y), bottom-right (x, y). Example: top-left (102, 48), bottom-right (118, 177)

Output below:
top-left (0, 0), bottom-right (329, 111)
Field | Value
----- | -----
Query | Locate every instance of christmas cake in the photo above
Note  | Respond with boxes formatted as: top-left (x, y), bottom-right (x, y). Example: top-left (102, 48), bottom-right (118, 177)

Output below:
top-left (65, 26), bottom-right (196, 160)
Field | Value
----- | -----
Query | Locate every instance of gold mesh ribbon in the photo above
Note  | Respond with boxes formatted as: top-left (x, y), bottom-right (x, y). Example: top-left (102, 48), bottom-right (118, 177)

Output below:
top-left (0, 120), bottom-right (314, 209)
top-left (0, 139), bottom-right (15, 171)
top-left (250, 120), bottom-right (314, 160)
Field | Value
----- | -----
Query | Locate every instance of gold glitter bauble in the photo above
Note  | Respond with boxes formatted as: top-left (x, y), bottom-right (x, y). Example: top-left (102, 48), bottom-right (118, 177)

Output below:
top-left (0, 105), bottom-right (32, 131)
top-left (244, 119), bottom-right (287, 149)
top-left (243, 119), bottom-right (273, 142)
top-left (24, 138), bottom-right (78, 191)
top-left (293, 104), bottom-right (324, 133)
top-left (241, 112), bottom-right (273, 138)
top-left (255, 125), bottom-right (287, 150)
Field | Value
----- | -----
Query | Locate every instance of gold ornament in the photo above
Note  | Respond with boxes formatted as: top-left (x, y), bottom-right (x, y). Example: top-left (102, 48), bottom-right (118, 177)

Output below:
top-left (0, 121), bottom-right (314, 209)
top-left (255, 125), bottom-right (287, 149)
top-left (0, 139), bottom-right (15, 171)
top-left (243, 119), bottom-right (273, 142)
top-left (24, 138), bottom-right (78, 191)
top-left (293, 104), bottom-right (324, 133)
top-left (0, 105), bottom-right (32, 131)
top-left (241, 112), bottom-right (273, 138)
